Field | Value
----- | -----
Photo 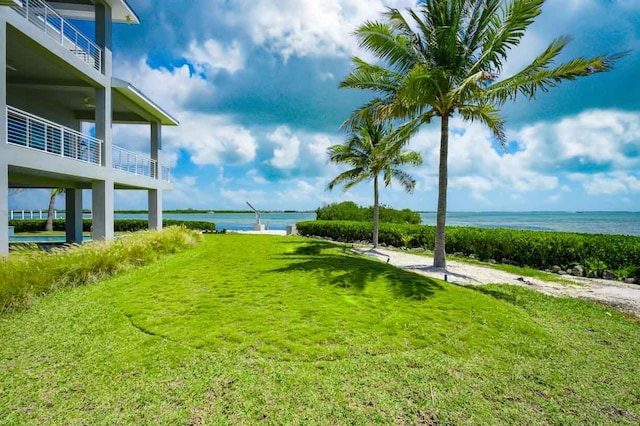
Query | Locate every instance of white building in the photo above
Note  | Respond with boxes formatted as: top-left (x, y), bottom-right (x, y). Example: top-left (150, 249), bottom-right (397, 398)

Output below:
top-left (0, 0), bottom-right (178, 254)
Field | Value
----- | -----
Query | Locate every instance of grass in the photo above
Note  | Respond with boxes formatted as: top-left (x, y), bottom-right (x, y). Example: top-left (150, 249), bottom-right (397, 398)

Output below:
top-left (1, 226), bottom-right (202, 311)
top-left (0, 234), bottom-right (638, 424)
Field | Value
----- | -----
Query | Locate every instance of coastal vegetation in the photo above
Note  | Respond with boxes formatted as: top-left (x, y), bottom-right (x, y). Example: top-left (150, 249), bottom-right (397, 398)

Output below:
top-left (327, 117), bottom-right (422, 247)
top-left (316, 201), bottom-right (421, 224)
top-left (296, 220), bottom-right (640, 279)
top-left (340, 0), bottom-right (624, 267)
top-left (1, 227), bottom-right (202, 311)
top-left (9, 219), bottom-right (216, 233)
top-left (1, 235), bottom-right (638, 424)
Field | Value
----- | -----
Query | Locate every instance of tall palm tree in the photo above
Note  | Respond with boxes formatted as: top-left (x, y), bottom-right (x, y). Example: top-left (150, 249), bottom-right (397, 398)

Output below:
top-left (340, 0), bottom-right (624, 267)
top-left (327, 118), bottom-right (422, 248)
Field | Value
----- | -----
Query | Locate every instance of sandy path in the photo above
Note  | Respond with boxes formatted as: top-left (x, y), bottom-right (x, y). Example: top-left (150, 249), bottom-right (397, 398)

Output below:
top-left (354, 247), bottom-right (640, 316)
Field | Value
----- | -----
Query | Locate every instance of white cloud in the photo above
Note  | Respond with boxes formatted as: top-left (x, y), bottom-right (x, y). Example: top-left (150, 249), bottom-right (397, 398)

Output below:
top-left (219, 188), bottom-right (269, 205)
top-left (514, 109), bottom-right (640, 173)
top-left (114, 57), bottom-right (211, 114)
top-left (402, 109), bottom-right (640, 202)
top-left (167, 113), bottom-right (257, 166)
top-left (268, 126), bottom-right (301, 169)
top-left (407, 118), bottom-right (560, 200)
top-left (114, 57), bottom-right (257, 167)
top-left (570, 173), bottom-right (640, 195)
top-left (223, 0), bottom-right (416, 60)
top-left (319, 72), bottom-right (335, 81)
top-left (185, 39), bottom-right (245, 75)
top-left (296, 180), bottom-right (316, 194)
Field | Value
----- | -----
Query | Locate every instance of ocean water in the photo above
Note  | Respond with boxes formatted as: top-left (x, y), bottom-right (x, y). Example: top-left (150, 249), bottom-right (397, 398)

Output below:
top-left (113, 211), bottom-right (640, 236)
top-left (418, 211), bottom-right (640, 236)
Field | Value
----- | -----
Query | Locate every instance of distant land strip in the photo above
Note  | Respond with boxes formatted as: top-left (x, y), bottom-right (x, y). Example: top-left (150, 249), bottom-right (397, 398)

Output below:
top-left (113, 209), bottom-right (314, 214)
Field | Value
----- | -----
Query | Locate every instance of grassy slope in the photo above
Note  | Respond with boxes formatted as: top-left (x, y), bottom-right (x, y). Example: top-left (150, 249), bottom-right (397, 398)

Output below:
top-left (0, 235), bottom-right (638, 424)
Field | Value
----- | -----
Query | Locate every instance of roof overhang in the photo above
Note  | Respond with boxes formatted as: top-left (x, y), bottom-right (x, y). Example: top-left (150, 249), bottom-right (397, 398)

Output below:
top-left (48, 0), bottom-right (140, 24)
top-left (0, 0), bottom-right (22, 7)
top-left (112, 77), bottom-right (179, 126)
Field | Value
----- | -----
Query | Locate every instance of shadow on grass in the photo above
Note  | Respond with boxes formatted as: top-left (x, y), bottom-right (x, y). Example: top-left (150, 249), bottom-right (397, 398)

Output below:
top-left (269, 241), bottom-right (442, 300)
top-left (465, 285), bottom-right (521, 306)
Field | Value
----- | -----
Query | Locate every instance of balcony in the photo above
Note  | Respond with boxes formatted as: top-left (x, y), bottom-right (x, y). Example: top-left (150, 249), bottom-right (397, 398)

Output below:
top-left (7, 105), bottom-right (102, 164)
top-left (6, 106), bottom-right (171, 182)
top-left (12, 0), bottom-right (102, 72)
top-left (112, 146), bottom-right (171, 182)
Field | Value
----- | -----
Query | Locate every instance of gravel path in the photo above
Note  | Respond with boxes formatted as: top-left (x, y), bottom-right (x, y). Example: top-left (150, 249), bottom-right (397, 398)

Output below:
top-left (354, 247), bottom-right (640, 316)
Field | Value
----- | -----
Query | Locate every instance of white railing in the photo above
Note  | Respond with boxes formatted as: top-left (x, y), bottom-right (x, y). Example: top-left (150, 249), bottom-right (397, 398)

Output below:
top-left (9, 209), bottom-right (61, 220)
top-left (13, 0), bottom-right (102, 72)
top-left (160, 165), bottom-right (171, 182)
top-left (7, 106), bottom-right (102, 165)
top-left (112, 146), bottom-right (171, 182)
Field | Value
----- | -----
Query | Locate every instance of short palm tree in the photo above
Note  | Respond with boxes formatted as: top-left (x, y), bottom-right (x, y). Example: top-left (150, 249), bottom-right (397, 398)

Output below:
top-left (45, 188), bottom-right (65, 232)
top-left (340, 0), bottom-right (624, 267)
top-left (327, 118), bottom-right (422, 248)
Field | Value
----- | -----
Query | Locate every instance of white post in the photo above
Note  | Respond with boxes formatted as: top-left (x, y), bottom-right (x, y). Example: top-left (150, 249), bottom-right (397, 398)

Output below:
top-left (148, 189), bottom-right (162, 231)
top-left (21, 210), bottom-right (24, 220)
top-left (30, 210), bottom-right (33, 219)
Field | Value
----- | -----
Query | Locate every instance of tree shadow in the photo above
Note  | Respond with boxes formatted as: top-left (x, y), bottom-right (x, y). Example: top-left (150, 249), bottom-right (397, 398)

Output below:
top-left (351, 246), bottom-right (480, 284)
top-left (465, 285), bottom-right (520, 306)
top-left (268, 241), bottom-right (442, 300)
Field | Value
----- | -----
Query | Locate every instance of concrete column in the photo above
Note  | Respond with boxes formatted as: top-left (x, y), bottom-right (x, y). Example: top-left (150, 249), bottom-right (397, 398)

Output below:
top-left (95, 2), bottom-right (112, 167)
top-left (65, 189), bottom-right (83, 244)
top-left (0, 19), bottom-right (7, 254)
top-left (151, 121), bottom-right (161, 178)
top-left (91, 180), bottom-right (114, 241)
top-left (149, 122), bottom-right (162, 230)
top-left (148, 189), bottom-right (162, 230)
top-left (95, 87), bottom-right (112, 167)
top-left (0, 163), bottom-right (8, 255)
top-left (95, 2), bottom-right (112, 75)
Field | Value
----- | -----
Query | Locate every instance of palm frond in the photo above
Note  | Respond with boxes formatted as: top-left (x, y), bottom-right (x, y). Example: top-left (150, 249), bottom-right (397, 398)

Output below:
top-left (472, 0), bottom-right (544, 74)
top-left (327, 167), bottom-right (369, 191)
top-left (390, 168), bottom-right (417, 193)
top-left (486, 51), bottom-right (627, 104)
top-left (339, 57), bottom-right (402, 94)
top-left (457, 103), bottom-right (506, 147)
top-left (354, 21), bottom-right (416, 72)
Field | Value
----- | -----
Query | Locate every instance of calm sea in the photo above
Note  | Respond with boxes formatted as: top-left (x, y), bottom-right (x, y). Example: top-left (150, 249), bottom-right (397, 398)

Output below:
top-left (114, 211), bottom-right (640, 236)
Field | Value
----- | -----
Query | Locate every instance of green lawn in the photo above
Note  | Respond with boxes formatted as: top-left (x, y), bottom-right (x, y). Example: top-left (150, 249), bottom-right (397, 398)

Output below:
top-left (1, 234), bottom-right (638, 424)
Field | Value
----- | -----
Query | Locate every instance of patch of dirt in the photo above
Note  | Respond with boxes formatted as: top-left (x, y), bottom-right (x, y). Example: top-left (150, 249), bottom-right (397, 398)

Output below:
top-left (355, 247), bottom-right (640, 317)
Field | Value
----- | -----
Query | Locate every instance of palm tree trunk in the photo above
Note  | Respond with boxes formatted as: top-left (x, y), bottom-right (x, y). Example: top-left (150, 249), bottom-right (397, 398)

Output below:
top-left (45, 189), bottom-right (57, 232)
top-left (373, 175), bottom-right (379, 248)
top-left (433, 114), bottom-right (449, 268)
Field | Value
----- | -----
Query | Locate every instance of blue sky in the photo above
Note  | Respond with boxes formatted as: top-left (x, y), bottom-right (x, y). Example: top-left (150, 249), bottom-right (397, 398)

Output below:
top-left (10, 0), bottom-right (640, 212)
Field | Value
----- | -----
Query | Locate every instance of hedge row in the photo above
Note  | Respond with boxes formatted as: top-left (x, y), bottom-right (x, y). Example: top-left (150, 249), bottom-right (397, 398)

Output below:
top-left (296, 220), bottom-right (640, 277)
top-left (9, 219), bottom-right (215, 233)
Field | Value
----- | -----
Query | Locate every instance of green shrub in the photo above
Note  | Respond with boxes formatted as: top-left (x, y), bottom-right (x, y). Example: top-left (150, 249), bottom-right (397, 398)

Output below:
top-left (315, 202), bottom-right (421, 224)
top-left (296, 220), bottom-right (640, 278)
top-left (1, 226), bottom-right (202, 311)
top-left (9, 219), bottom-right (215, 233)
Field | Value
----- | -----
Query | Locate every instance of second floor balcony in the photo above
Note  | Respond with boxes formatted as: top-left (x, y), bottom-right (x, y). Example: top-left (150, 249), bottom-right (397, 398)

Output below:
top-left (12, 0), bottom-right (103, 73)
top-left (6, 106), bottom-right (171, 182)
